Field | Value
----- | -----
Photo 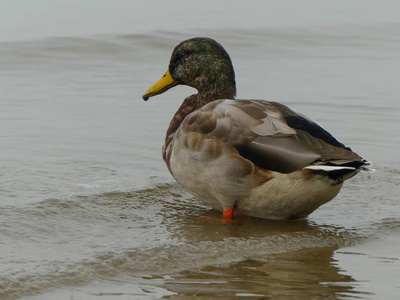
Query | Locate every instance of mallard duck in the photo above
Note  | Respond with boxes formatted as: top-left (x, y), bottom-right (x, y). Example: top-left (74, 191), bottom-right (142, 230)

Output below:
top-left (142, 37), bottom-right (371, 221)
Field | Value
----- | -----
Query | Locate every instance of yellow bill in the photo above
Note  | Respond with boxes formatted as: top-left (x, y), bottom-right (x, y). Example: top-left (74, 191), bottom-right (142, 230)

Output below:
top-left (142, 70), bottom-right (179, 101)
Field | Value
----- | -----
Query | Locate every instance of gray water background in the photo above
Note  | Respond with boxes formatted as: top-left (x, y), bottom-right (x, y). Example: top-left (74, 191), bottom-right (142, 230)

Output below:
top-left (1, 1), bottom-right (400, 299)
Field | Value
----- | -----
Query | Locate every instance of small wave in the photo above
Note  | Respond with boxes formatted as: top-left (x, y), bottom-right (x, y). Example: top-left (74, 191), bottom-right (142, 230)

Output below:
top-left (2, 22), bottom-right (399, 69)
top-left (0, 183), bottom-right (363, 299)
top-left (0, 223), bottom-right (357, 299)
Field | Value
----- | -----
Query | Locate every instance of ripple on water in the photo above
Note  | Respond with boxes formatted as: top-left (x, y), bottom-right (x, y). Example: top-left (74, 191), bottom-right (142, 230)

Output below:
top-left (0, 183), bottom-right (367, 300)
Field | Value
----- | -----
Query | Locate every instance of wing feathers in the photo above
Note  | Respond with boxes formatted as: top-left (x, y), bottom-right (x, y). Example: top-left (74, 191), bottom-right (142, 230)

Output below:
top-left (180, 99), bottom-right (366, 174)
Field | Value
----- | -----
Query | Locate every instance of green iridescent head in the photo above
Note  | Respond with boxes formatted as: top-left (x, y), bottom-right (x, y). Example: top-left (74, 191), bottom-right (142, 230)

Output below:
top-left (143, 37), bottom-right (236, 101)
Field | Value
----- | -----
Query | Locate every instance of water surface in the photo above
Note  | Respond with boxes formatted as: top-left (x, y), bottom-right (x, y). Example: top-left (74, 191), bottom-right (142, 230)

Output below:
top-left (1, 2), bottom-right (400, 299)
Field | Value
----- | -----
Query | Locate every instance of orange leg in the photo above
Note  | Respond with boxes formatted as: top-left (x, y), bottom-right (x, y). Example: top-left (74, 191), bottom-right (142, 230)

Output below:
top-left (222, 208), bottom-right (234, 223)
top-left (197, 207), bottom-right (238, 225)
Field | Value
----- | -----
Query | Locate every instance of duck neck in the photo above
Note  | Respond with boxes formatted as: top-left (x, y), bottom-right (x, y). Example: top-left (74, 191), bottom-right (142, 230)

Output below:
top-left (162, 87), bottom-right (235, 164)
top-left (163, 95), bottom-right (200, 161)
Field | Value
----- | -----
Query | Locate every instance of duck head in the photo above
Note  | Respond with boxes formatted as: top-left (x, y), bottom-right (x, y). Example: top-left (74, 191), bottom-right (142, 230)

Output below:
top-left (142, 37), bottom-right (236, 102)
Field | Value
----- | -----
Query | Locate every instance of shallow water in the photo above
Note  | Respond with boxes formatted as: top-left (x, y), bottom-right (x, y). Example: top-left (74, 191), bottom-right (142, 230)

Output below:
top-left (1, 1), bottom-right (400, 299)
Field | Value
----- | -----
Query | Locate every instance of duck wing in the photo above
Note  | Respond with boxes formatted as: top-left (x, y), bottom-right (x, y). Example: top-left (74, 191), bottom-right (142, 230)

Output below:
top-left (181, 99), bottom-right (364, 174)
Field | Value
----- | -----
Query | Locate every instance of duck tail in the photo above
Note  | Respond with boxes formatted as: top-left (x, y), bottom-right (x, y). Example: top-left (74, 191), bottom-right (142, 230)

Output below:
top-left (303, 160), bottom-right (374, 183)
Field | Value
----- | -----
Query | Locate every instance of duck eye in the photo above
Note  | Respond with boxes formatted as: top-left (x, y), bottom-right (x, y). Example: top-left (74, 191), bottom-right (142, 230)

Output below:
top-left (173, 49), bottom-right (196, 64)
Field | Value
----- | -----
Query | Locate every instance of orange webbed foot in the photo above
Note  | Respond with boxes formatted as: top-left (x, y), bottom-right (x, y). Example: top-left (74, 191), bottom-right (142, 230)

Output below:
top-left (197, 208), bottom-right (238, 224)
